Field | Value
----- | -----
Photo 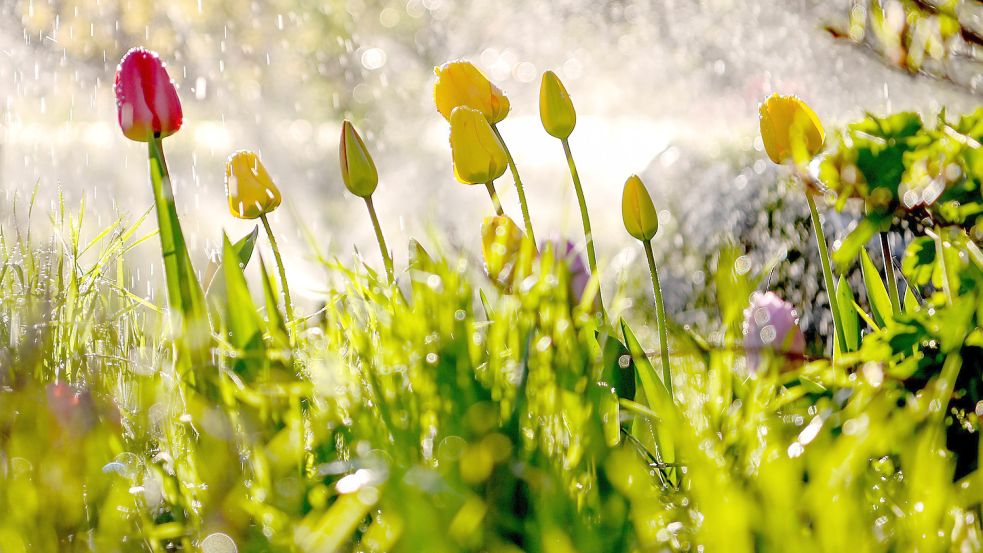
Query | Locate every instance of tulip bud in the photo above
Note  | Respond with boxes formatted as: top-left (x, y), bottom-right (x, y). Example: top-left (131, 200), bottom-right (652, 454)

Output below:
top-left (621, 175), bottom-right (659, 241)
top-left (339, 121), bottom-right (379, 198)
top-left (758, 94), bottom-right (825, 165)
top-left (743, 291), bottom-right (806, 372)
top-left (481, 215), bottom-right (534, 288)
top-left (225, 150), bottom-right (282, 219)
top-left (114, 47), bottom-right (183, 142)
top-left (539, 71), bottom-right (576, 139)
top-left (449, 106), bottom-right (509, 185)
top-left (434, 60), bottom-right (510, 124)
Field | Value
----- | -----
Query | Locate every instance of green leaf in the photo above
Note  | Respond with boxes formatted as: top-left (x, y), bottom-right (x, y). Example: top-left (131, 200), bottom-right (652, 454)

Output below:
top-left (147, 139), bottom-right (209, 364)
top-left (222, 233), bottom-right (265, 377)
top-left (232, 225), bottom-right (259, 267)
top-left (620, 319), bottom-right (675, 472)
top-left (259, 254), bottom-right (290, 351)
top-left (903, 285), bottom-right (920, 313)
top-left (902, 237), bottom-right (937, 287)
top-left (836, 275), bottom-right (860, 353)
top-left (860, 248), bottom-right (894, 328)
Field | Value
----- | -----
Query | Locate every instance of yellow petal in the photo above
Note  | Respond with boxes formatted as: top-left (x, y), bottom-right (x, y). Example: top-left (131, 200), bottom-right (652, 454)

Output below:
top-left (434, 60), bottom-right (510, 124)
top-left (759, 94), bottom-right (825, 165)
top-left (449, 106), bottom-right (508, 185)
top-left (339, 120), bottom-right (379, 198)
top-left (539, 71), bottom-right (576, 139)
top-left (480, 215), bottom-right (533, 288)
top-left (621, 175), bottom-right (659, 241)
top-left (225, 150), bottom-right (282, 219)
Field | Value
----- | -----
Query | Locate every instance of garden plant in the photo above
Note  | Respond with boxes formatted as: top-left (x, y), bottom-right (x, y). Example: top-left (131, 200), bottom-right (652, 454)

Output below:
top-left (0, 42), bottom-right (981, 553)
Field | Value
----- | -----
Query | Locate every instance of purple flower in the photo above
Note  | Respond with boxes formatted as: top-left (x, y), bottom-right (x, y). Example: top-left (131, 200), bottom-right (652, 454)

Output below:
top-left (743, 291), bottom-right (806, 372)
top-left (539, 239), bottom-right (592, 308)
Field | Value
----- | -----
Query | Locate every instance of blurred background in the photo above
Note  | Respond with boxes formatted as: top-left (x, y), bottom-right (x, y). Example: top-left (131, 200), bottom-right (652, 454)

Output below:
top-left (1, 0), bottom-right (980, 330)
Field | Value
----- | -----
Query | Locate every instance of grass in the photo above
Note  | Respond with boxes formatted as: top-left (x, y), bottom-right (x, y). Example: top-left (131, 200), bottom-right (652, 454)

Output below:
top-left (0, 190), bottom-right (980, 552)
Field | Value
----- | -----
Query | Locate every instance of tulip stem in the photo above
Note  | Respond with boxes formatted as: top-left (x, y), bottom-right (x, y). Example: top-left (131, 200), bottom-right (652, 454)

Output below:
top-left (492, 124), bottom-right (536, 243)
top-left (561, 138), bottom-right (603, 314)
top-left (805, 191), bottom-right (847, 355)
top-left (364, 196), bottom-right (394, 284)
top-left (259, 213), bottom-right (295, 322)
top-left (484, 181), bottom-right (505, 216)
top-left (642, 239), bottom-right (673, 398)
top-left (879, 231), bottom-right (902, 316)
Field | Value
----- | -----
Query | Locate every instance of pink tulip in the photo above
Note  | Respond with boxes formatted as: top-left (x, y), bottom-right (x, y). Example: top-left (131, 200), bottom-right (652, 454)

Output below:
top-left (743, 291), bottom-right (806, 372)
top-left (114, 47), bottom-right (183, 142)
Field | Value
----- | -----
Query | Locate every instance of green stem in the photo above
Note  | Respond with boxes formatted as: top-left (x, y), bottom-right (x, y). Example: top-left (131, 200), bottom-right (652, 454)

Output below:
top-left (147, 137), bottom-right (208, 371)
top-left (879, 231), bottom-right (902, 316)
top-left (562, 138), bottom-right (603, 314)
top-left (492, 124), bottom-right (536, 243)
top-left (484, 181), bottom-right (505, 216)
top-left (806, 191), bottom-right (847, 355)
top-left (259, 213), bottom-right (295, 322)
top-left (642, 240), bottom-right (673, 397)
top-left (364, 196), bottom-right (394, 284)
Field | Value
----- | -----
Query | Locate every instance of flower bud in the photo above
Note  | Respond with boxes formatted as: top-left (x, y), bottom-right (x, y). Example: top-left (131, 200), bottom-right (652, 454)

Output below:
top-left (434, 60), bottom-right (510, 124)
top-left (449, 106), bottom-right (509, 185)
top-left (339, 120), bottom-right (379, 198)
top-left (742, 291), bottom-right (806, 372)
top-left (225, 150), bottom-right (282, 219)
top-left (621, 175), bottom-right (659, 241)
top-left (759, 94), bottom-right (825, 165)
top-left (114, 47), bottom-right (183, 142)
top-left (481, 215), bottom-right (534, 289)
top-left (539, 71), bottom-right (576, 139)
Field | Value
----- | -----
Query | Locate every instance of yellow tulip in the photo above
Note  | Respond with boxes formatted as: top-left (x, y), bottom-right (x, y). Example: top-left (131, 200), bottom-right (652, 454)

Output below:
top-left (339, 120), bottom-right (379, 198)
top-left (434, 60), bottom-right (510, 124)
top-left (481, 215), bottom-right (534, 288)
top-left (225, 150), bottom-right (282, 219)
top-left (759, 94), bottom-right (825, 165)
top-left (539, 71), bottom-right (576, 139)
top-left (449, 106), bottom-right (509, 185)
top-left (621, 175), bottom-right (659, 241)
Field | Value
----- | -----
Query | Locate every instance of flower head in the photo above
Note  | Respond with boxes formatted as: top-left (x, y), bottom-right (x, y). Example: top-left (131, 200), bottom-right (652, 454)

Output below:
top-left (434, 60), bottom-right (510, 124)
top-left (621, 175), bottom-right (659, 241)
top-left (539, 71), bottom-right (576, 139)
top-left (481, 215), bottom-right (534, 289)
top-left (114, 47), bottom-right (183, 142)
top-left (339, 120), bottom-right (379, 198)
top-left (540, 239), bottom-right (592, 307)
top-left (225, 150), bottom-right (282, 219)
top-left (449, 106), bottom-right (509, 185)
top-left (743, 291), bottom-right (806, 372)
top-left (759, 94), bottom-right (825, 165)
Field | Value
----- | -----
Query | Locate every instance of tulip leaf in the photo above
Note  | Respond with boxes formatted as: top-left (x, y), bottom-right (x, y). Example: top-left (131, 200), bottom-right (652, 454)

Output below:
top-left (233, 225), bottom-right (260, 267)
top-left (620, 319), bottom-right (675, 478)
top-left (222, 233), bottom-right (265, 378)
top-left (904, 285), bottom-right (920, 313)
top-left (835, 275), bottom-right (860, 353)
top-left (147, 138), bottom-right (209, 366)
top-left (860, 248), bottom-right (894, 328)
top-left (259, 254), bottom-right (290, 351)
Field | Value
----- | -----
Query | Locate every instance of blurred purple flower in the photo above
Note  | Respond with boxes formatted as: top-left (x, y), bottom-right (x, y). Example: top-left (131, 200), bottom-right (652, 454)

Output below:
top-left (539, 239), bottom-right (592, 308)
top-left (743, 291), bottom-right (805, 372)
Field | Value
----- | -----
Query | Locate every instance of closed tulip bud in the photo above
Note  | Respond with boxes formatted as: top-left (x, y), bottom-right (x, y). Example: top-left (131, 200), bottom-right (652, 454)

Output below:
top-left (539, 71), bottom-right (576, 139)
top-left (449, 106), bottom-right (509, 185)
top-left (114, 47), bottom-right (183, 142)
top-left (339, 120), bottom-right (379, 198)
top-left (759, 94), bottom-right (825, 165)
top-left (621, 175), bottom-right (659, 241)
top-left (225, 150), bottom-right (282, 219)
top-left (743, 291), bottom-right (806, 372)
top-left (434, 60), bottom-right (510, 124)
top-left (481, 215), bottom-right (534, 288)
